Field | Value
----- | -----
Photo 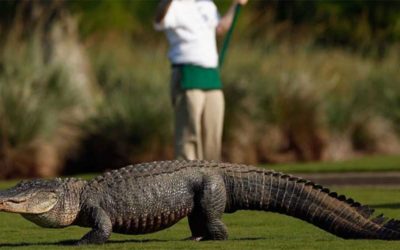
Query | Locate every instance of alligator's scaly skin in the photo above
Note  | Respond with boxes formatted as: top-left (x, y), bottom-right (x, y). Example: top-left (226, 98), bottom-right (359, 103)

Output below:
top-left (1, 160), bottom-right (400, 244)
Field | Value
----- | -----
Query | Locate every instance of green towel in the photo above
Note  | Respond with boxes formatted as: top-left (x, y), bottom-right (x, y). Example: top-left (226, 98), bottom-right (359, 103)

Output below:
top-left (180, 64), bottom-right (222, 90)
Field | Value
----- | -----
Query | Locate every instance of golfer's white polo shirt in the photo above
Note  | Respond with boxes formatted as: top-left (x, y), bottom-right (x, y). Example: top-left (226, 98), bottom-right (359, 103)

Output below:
top-left (155, 0), bottom-right (220, 68)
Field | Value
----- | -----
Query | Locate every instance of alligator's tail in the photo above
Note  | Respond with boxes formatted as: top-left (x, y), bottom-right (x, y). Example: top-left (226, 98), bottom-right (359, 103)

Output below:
top-left (222, 165), bottom-right (400, 240)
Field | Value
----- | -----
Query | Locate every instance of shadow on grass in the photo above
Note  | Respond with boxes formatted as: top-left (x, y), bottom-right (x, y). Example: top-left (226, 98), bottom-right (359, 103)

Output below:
top-left (0, 237), bottom-right (266, 248)
top-left (0, 239), bottom-right (167, 248)
top-left (370, 203), bottom-right (400, 210)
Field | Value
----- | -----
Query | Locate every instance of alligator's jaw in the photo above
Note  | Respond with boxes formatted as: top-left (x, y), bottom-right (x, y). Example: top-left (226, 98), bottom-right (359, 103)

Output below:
top-left (0, 188), bottom-right (58, 214)
top-left (0, 178), bottom-right (87, 228)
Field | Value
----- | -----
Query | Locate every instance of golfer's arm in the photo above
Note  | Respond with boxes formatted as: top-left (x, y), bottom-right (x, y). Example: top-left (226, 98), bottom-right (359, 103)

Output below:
top-left (216, 3), bottom-right (238, 36)
top-left (155, 0), bottom-right (173, 24)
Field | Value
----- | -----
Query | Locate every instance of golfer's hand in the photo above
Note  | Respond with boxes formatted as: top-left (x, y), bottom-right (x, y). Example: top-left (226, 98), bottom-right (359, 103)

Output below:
top-left (155, 0), bottom-right (173, 23)
top-left (235, 0), bottom-right (248, 6)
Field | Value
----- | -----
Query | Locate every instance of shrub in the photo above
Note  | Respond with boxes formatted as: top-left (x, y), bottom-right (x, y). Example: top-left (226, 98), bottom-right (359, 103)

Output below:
top-left (0, 37), bottom-right (83, 178)
top-left (64, 39), bottom-right (173, 173)
top-left (222, 44), bottom-right (400, 163)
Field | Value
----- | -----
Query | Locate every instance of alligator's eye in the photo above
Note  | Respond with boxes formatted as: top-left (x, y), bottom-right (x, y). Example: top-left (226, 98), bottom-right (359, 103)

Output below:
top-left (15, 180), bottom-right (29, 187)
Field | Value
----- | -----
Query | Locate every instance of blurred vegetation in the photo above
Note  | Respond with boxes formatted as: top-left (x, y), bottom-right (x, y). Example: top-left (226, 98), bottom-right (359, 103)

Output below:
top-left (66, 39), bottom-right (173, 173)
top-left (65, 0), bottom-right (400, 52)
top-left (250, 0), bottom-right (400, 53)
top-left (221, 44), bottom-right (400, 163)
top-left (0, 35), bottom-right (84, 178)
top-left (0, 0), bottom-right (399, 178)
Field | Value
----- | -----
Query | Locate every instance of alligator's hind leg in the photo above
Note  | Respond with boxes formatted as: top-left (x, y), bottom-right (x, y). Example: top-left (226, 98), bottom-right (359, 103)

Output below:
top-left (188, 174), bottom-right (228, 240)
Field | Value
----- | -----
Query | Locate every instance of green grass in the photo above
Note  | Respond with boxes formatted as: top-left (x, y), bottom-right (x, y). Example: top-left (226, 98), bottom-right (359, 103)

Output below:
top-left (264, 155), bottom-right (400, 173)
top-left (0, 185), bottom-right (399, 250)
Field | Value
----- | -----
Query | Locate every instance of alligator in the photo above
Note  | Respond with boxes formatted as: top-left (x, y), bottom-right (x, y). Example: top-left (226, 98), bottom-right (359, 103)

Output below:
top-left (0, 160), bottom-right (400, 245)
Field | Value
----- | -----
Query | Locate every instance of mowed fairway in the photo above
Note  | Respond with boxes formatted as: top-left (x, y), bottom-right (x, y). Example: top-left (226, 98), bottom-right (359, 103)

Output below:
top-left (1, 179), bottom-right (400, 250)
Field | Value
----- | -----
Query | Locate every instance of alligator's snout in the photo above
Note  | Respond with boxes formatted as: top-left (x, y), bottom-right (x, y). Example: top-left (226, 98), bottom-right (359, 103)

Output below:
top-left (0, 190), bottom-right (27, 212)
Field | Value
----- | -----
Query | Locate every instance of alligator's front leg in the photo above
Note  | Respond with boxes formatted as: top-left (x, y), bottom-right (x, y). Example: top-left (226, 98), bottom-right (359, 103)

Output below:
top-left (77, 207), bottom-right (112, 245)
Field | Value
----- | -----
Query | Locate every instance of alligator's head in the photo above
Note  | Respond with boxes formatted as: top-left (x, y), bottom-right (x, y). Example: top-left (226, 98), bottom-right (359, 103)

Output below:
top-left (0, 178), bottom-right (87, 228)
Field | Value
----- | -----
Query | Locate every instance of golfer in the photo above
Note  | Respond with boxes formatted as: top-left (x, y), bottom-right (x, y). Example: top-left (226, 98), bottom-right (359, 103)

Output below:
top-left (155, 0), bottom-right (248, 161)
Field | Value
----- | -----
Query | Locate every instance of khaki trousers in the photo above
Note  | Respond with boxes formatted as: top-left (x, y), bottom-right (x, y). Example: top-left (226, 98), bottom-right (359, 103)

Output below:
top-left (171, 68), bottom-right (224, 161)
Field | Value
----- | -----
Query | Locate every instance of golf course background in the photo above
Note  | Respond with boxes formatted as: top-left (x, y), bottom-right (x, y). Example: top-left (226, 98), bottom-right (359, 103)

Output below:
top-left (1, 2), bottom-right (400, 249)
